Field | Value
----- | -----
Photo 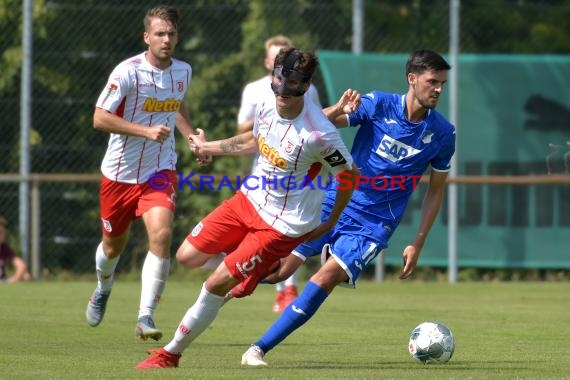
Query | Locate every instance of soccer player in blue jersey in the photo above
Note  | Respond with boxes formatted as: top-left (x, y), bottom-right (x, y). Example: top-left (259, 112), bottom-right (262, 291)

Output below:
top-left (240, 49), bottom-right (455, 366)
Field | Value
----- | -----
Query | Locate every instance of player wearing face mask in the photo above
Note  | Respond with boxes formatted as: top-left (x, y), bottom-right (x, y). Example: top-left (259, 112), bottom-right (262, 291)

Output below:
top-left (135, 48), bottom-right (359, 370)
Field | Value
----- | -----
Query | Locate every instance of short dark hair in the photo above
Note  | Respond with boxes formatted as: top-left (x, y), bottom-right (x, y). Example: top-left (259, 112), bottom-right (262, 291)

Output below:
top-left (274, 47), bottom-right (318, 81)
top-left (406, 49), bottom-right (451, 76)
top-left (144, 5), bottom-right (180, 32)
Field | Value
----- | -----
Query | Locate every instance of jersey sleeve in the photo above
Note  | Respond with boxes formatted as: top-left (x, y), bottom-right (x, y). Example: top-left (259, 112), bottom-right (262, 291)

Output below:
top-left (310, 126), bottom-right (353, 176)
top-left (348, 91), bottom-right (379, 127)
top-left (95, 64), bottom-right (131, 113)
top-left (431, 127), bottom-right (456, 171)
top-left (237, 83), bottom-right (257, 124)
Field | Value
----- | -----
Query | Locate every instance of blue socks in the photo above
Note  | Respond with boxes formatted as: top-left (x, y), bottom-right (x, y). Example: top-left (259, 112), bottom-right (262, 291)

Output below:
top-left (255, 281), bottom-right (328, 353)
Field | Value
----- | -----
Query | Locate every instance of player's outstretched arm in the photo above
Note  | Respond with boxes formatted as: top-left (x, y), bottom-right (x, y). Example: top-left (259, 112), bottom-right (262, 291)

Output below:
top-left (323, 89), bottom-right (361, 128)
top-left (237, 119), bottom-right (254, 135)
top-left (176, 104), bottom-right (212, 165)
top-left (264, 255), bottom-right (305, 284)
top-left (188, 130), bottom-right (257, 157)
top-left (400, 170), bottom-right (448, 279)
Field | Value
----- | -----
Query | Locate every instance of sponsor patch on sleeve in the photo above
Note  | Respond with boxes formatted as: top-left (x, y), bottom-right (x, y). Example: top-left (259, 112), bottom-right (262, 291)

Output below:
top-left (106, 82), bottom-right (119, 96)
top-left (323, 150), bottom-right (348, 167)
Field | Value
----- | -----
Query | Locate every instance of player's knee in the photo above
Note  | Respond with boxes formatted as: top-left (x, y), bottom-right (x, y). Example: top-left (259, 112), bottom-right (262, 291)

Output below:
top-left (150, 226), bottom-right (172, 246)
top-left (310, 266), bottom-right (347, 292)
top-left (205, 268), bottom-right (238, 296)
top-left (175, 243), bottom-right (208, 268)
top-left (175, 249), bottom-right (199, 268)
top-left (102, 239), bottom-right (126, 258)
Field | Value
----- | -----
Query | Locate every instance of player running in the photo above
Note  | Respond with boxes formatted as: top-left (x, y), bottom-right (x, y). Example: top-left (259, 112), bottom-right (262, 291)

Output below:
top-left (239, 49), bottom-right (456, 366)
top-left (86, 5), bottom-right (206, 341)
top-left (136, 47), bottom-right (359, 369)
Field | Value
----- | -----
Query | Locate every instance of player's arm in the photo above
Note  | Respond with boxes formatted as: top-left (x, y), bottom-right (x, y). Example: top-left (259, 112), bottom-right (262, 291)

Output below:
top-left (9, 256), bottom-right (30, 283)
top-left (263, 255), bottom-right (306, 284)
top-left (304, 164), bottom-right (360, 242)
top-left (237, 119), bottom-right (254, 135)
top-left (175, 102), bottom-right (197, 138)
top-left (188, 130), bottom-right (257, 157)
top-left (400, 170), bottom-right (448, 279)
top-left (176, 103), bottom-right (212, 165)
top-left (229, 254), bottom-right (305, 299)
top-left (323, 89), bottom-right (361, 128)
top-left (93, 107), bottom-right (170, 143)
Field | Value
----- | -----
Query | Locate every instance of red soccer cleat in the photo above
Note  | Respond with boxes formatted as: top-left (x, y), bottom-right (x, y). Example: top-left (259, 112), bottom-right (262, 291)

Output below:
top-left (272, 290), bottom-right (285, 313)
top-left (136, 348), bottom-right (180, 369)
top-left (282, 285), bottom-right (298, 309)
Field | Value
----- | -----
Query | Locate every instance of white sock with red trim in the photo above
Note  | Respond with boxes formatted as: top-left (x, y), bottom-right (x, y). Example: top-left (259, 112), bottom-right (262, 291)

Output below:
top-left (164, 282), bottom-right (224, 355)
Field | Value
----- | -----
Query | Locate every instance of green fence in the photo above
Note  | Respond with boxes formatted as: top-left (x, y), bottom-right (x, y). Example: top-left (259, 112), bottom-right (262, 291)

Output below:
top-left (319, 51), bottom-right (570, 268)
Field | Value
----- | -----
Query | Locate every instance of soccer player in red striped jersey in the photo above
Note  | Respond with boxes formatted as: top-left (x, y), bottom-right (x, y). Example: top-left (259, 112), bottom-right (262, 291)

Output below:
top-left (237, 35), bottom-right (322, 313)
top-left (85, 5), bottom-right (207, 341)
top-left (136, 47), bottom-right (360, 369)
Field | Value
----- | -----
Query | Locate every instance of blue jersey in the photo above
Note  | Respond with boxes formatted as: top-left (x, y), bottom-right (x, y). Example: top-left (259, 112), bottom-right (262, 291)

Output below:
top-left (294, 91), bottom-right (455, 285)
top-left (324, 91), bottom-right (455, 236)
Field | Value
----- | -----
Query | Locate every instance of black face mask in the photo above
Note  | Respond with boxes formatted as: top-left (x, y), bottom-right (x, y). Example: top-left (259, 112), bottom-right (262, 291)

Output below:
top-left (271, 67), bottom-right (309, 97)
top-left (270, 51), bottom-right (310, 97)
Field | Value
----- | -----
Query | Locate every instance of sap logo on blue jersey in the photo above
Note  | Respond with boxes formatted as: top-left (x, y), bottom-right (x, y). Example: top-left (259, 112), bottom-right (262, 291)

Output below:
top-left (376, 135), bottom-right (421, 162)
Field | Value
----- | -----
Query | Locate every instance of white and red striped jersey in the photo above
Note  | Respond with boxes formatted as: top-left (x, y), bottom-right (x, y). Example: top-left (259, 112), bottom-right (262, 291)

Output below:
top-left (243, 96), bottom-right (353, 237)
top-left (96, 52), bottom-right (192, 184)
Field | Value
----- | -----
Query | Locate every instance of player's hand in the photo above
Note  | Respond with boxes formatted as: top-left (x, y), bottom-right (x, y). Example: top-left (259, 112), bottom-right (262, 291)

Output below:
top-left (188, 128), bottom-right (212, 165)
top-left (147, 125), bottom-right (171, 143)
top-left (187, 128), bottom-right (205, 151)
top-left (399, 245), bottom-right (420, 279)
top-left (336, 89), bottom-right (361, 115)
top-left (229, 282), bottom-right (250, 298)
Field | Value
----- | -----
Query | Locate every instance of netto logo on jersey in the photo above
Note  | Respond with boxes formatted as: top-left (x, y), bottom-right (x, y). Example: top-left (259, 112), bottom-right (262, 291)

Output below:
top-left (258, 135), bottom-right (287, 169)
top-left (142, 98), bottom-right (181, 112)
top-left (376, 135), bottom-right (421, 162)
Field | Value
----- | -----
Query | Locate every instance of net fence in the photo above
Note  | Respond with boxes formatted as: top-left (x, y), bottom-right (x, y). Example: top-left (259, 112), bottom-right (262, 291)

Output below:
top-left (1, 0), bottom-right (569, 276)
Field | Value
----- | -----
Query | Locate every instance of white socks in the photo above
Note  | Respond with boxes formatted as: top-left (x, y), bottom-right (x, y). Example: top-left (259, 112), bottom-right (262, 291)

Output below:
top-left (284, 270), bottom-right (298, 287)
top-left (276, 271), bottom-right (299, 292)
top-left (164, 283), bottom-right (224, 355)
top-left (138, 252), bottom-right (170, 319)
top-left (95, 242), bottom-right (119, 293)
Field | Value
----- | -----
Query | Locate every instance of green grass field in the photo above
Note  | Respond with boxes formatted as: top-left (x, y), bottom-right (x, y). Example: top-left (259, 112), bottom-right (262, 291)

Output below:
top-left (1, 279), bottom-right (569, 380)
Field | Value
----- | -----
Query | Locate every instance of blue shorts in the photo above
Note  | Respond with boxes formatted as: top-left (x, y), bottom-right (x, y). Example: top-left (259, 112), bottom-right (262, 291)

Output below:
top-left (294, 204), bottom-right (393, 287)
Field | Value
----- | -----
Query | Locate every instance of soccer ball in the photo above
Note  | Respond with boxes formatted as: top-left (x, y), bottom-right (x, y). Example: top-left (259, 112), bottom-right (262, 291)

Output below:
top-left (408, 321), bottom-right (455, 364)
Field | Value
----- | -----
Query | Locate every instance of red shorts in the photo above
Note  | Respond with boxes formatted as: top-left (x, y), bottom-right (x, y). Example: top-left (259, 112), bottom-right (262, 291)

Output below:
top-left (99, 170), bottom-right (177, 237)
top-left (187, 191), bottom-right (306, 296)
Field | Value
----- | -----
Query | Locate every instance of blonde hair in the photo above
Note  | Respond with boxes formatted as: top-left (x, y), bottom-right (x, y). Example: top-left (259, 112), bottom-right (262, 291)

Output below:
top-left (264, 35), bottom-right (294, 54)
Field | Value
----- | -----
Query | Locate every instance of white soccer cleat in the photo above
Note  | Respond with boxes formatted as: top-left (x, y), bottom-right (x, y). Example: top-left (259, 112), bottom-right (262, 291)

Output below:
top-left (135, 315), bottom-right (163, 341)
top-left (241, 345), bottom-right (268, 367)
top-left (86, 289), bottom-right (111, 327)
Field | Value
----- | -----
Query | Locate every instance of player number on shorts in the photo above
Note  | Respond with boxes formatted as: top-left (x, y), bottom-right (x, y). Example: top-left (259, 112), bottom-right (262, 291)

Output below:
top-left (235, 255), bottom-right (262, 279)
